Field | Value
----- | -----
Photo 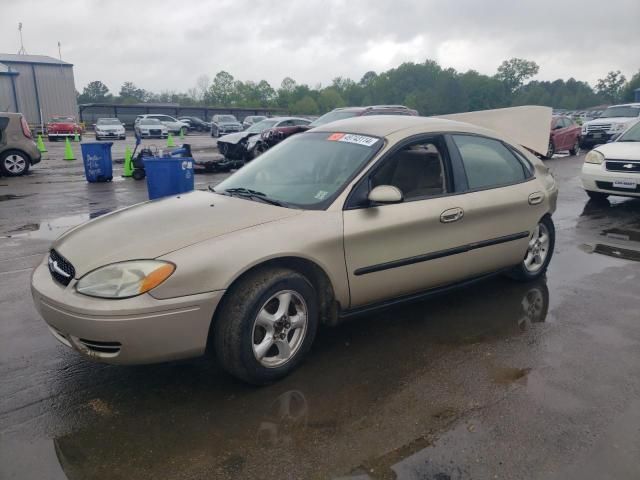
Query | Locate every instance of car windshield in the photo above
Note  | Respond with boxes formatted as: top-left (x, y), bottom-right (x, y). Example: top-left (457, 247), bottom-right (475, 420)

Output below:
top-left (97, 119), bottom-right (121, 125)
top-left (598, 106), bottom-right (640, 118)
top-left (219, 115), bottom-right (237, 122)
top-left (140, 119), bottom-right (162, 125)
top-left (248, 116), bottom-right (266, 122)
top-left (247, 119), bottom-right (279, 133)
top-left (617, 122), bottom-right (640, 142)
top-left (50, 116), bottom-right (74, 123)
top-left (214, 132), bottom-right (382, 209)
top-left (309, 110), bottom-right (360, 127)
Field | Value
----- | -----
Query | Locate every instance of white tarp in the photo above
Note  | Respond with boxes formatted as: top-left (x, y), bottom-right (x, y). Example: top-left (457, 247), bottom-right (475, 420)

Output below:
top-left (437, 105), bottom-right (552, 156)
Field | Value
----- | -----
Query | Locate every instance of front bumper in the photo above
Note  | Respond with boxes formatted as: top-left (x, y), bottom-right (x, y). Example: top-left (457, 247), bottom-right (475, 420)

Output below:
top-left (31, 258), bottom-right (224, 364)
top-left (581, 162), bottom-right (640, 198)
top-left (581, 131), bottom-right (618, 146)
top-left (48, 132), bottom-right (78, 137)
top-left (96, 131), bottom-right (125, 139)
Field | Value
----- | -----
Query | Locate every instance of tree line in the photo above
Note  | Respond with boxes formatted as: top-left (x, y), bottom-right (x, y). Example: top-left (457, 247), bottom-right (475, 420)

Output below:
top-left (77, 58), bottom-right (640, 116)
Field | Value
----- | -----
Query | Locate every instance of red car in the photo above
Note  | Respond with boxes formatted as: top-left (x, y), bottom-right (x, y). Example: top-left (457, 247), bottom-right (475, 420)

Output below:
top-left (547, 115), bottom-right (581, 158)
top-left (46, 115), bottom-right (83, 142)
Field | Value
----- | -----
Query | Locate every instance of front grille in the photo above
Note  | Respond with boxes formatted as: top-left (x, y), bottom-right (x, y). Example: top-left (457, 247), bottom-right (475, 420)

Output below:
top-left (78, 338), bottom-right (122, 356)
top-left (149, 129), bottom-right (161, 135)
top-left (606, 161), bottom-right (640, 173)
top-left (48, 249), bottom-right (75, 286)
top-left (595, 181), bottom-right (640, 193)
top-left (587, 123), bottom-right (612, 132)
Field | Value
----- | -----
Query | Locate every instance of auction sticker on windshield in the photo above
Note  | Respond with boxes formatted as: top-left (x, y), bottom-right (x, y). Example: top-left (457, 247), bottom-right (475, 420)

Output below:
top-left (327, 133), bottom-right (378, 147)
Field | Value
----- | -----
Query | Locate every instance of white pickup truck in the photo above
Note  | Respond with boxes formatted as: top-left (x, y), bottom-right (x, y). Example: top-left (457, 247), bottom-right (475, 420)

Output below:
top-left (580, 103), bottom-right (640, 148)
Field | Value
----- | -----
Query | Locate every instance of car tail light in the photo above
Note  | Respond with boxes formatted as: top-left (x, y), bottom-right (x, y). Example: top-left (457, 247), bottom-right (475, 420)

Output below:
top-left (20, 116), bottom-right (33, 139)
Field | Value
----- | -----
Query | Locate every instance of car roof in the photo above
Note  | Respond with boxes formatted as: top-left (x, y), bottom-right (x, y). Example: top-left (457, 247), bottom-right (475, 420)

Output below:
top-left (309, 115), bottom-right (485, 138)
top-left (607, 103), bottom-right (640, 108)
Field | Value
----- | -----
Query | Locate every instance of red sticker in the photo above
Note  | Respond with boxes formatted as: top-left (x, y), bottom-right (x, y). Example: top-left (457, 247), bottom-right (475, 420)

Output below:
top-left (327, 133), bottom-right (345, 141)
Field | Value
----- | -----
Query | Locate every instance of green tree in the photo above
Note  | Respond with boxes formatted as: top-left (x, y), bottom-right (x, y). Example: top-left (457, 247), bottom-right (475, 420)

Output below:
top-left (290, 96), bottom-right (319, 115)
top-left (118, 81), bottom-right (150, 103)
top-left (206, 71), bottom-right (236, 105)
top-left (318, 88), bottom-right (345, 112)
top-left (78, 80), bottom-right (111, 103)
top-left (495, 58), bottom-right (540, 93)
top-left (595, 70), bottom-right (627, 104)
top-left (621, 70), bottom-right (640, 102)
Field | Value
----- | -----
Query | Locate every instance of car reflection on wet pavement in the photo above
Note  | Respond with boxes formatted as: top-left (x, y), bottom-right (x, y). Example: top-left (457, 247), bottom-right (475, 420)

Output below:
top-left (1, 153), bottom-right (640, 479)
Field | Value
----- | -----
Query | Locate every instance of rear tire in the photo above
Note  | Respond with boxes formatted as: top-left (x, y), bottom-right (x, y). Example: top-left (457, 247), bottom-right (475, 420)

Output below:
top-left (0, 150), bottom-right (31, 176)
top-left (586, 190), bottom-right (609, 202)
top-left (132, 169), bottom-right (146, 180)
top-left (213, 268), bottom-right (319, 385)
top-left (508, 215), bottom-right (555, 282)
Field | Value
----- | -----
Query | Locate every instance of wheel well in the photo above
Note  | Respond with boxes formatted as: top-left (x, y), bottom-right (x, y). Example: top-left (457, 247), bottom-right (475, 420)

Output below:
top-left (1, 149), bottom-right (32, 163)
top-left (206, 257), bottom-right (340, 352)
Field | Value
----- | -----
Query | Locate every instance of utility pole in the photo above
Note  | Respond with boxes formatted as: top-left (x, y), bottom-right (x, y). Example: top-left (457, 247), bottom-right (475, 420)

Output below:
top-left (17, 22), bottom-right (27, 55)
top-left (58, 41), bottom-right (62, 61)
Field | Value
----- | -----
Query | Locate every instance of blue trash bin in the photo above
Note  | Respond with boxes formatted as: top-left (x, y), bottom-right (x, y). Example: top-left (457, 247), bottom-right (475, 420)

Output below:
top-left (80, 142), bottom-right (113, 182)
top-left (143, 157), bottom-right (195, 200)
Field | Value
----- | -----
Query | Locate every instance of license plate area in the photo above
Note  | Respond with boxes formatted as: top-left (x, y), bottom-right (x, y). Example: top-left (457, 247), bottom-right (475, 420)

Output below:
top-left (613, 179), bottom-right (637, 189)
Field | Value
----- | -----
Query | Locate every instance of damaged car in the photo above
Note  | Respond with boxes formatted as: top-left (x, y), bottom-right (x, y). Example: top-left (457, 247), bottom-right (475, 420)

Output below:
top-left (31, 106), bottom-right (557, 385)
top-left (215, 117), bottom-right (311, 170)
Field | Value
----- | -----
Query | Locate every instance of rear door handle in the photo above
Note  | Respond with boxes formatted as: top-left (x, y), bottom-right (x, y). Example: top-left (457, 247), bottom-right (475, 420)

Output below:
top-left (528, 192), bottom-right (544, 205)
top-left (440, 207), bottom-right (464, 223)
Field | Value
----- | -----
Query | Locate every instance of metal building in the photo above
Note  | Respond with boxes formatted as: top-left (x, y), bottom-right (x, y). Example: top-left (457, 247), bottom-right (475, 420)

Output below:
top-left (0, 53), bottom-right (78, 126)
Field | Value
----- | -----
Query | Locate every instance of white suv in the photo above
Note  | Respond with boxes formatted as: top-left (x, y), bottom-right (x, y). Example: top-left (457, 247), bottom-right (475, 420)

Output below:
top-left (135, 115), bottom-right (188, 135)
top-left (580, 103), bottom-right (640, 148)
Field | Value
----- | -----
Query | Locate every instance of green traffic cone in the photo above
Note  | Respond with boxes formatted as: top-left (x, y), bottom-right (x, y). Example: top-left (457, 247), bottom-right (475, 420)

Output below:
top-left (167, 133), bottom-right (175, 148)
top-left (123, 146), bottom-right (133, 177)
top-left (64, 137), bottom-right (75, 160)
top-left (179, 128), bottom-right (185, 140)
top-left (73, 132), bottom-right (80, 142)
top-left (36, 134), bottom-right (47, 153)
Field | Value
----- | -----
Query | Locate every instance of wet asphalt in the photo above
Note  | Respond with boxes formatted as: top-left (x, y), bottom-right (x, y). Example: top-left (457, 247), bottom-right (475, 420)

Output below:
top-left (1, 143), bottom-right (639, 480)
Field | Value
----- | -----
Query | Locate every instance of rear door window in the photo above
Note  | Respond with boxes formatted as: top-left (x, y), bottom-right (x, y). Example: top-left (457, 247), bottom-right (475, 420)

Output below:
top-left (452, 135), bottom-right (530, 190)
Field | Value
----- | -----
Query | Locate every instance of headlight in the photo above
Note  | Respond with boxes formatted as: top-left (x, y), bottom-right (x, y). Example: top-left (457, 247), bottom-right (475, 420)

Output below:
top-left (612, 124), bottom-right (625, 132)
top-left (76, 260), bottom-right (175, 299)
top-left (581, 126), bottom-right (587, 134)
top-left (585, 150), bottom-right (604, 164)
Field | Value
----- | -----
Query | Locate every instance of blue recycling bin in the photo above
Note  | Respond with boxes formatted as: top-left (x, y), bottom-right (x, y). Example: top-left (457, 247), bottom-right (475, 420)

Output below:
top-left (80, 142), bottom-right (113, 182)
top-left (143, 157), bottom-right (194, 200)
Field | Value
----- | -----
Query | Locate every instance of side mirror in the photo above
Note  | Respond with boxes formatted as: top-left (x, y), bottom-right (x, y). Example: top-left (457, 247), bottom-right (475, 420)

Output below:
top-left (368, 185), bottom-right (403, 204)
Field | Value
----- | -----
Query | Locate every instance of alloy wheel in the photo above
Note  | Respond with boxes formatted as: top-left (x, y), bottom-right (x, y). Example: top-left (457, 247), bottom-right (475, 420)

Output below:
top-left (252, 290), bottom-right (308, 368)
top-left (524, 223), bottom-right (550, 273)
top-left (3, 153), bottom-right (28, 175)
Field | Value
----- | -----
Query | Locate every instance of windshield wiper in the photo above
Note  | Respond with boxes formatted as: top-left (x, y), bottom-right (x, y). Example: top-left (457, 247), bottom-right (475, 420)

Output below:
top-left (222, 187), bottom-right (289, 207)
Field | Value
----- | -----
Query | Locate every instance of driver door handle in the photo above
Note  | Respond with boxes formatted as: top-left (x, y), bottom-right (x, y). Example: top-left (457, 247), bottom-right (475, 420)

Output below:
top-left (440, 207), bottom-right (464, 223)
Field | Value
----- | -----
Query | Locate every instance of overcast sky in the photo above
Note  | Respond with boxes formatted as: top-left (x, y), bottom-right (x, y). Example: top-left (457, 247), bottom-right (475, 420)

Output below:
top-left (2, 0), bottom-right (639, 94)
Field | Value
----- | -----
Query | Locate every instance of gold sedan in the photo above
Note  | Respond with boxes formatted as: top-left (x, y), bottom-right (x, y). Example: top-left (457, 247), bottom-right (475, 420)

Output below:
top-left (31, 108), bottom-right (558, 384)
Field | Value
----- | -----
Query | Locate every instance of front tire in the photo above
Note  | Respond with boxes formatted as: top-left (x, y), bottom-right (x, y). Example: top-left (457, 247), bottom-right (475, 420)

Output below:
top-left (569, 139), bottom-right (580, 156)
top-left (0, 150), bottom-right (31, 176)
top-left (545, 139), bottom-right (555, 159)
top-left (213, 268), bottom-right (319, 385)
top-left (508, 215), bottom-right (555, 282)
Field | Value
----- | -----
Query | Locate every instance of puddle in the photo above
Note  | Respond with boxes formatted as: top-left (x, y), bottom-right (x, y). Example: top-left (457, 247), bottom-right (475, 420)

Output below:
top-left (0, 211), bottom-right (112, 240)
top-left (0, 193), bottom-right (35, 202)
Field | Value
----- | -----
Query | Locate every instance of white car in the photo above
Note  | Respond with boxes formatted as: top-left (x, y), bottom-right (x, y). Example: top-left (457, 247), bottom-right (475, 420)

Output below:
top-left (135, 114), bottom-right (188, 135)
top-left (581, 120), bottom-right (640, 201)
top-left (580, 103), bottom-right (640, 149)
top-left (94, 118), bottom-right (126, 140)
top-left (134, 118), bottom-right (168, 139)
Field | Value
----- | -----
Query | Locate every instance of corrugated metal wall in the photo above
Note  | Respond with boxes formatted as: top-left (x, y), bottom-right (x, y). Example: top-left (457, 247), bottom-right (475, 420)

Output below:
top-left (0, 76), bottom-right (17, 112)
top-left (0, 62), bottom-right (77, 125)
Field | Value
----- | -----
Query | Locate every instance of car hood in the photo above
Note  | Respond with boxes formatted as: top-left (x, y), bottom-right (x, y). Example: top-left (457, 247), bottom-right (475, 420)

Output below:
top-left (218, 131), bottom-right (255, 144)
top-left (594, 141), bottom-right (640, 160)
top-left (48, 122), bottom-right (76, 129)
top-left (585, 117), bottom-right (638, 126)
top-left (53, 190), bottom-right (300, 277)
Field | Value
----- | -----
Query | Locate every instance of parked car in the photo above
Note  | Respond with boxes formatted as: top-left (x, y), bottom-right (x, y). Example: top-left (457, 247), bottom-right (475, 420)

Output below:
top-left (581, 120), bottom-right (640, 202)
top-left (308, 105), bottom-right (419, 128)
top-left (46, 115), bottom-right (83, 142)
top-left (546, 115), bottom-right (581, 158)
top-left (580, 103), bottom-right (640, 148)
top-left (31, 108), bottom-right (557, 384)
top-left (178, 116), bottom-right (211, 132)
top-left (215, 117), bottom-right (311, 170)
top-left (0, 112), bottom-right (41, 176)
top-left (242, 115), bottom-right (267, 129)
top-left (134, 118), bottom-right (168, 139)
top-left (135, 115), bottom-right (188, 135)
top-left (211, 115), bottom-right (243, 137)
top-left (94, 118), bottom-right (126, 140)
